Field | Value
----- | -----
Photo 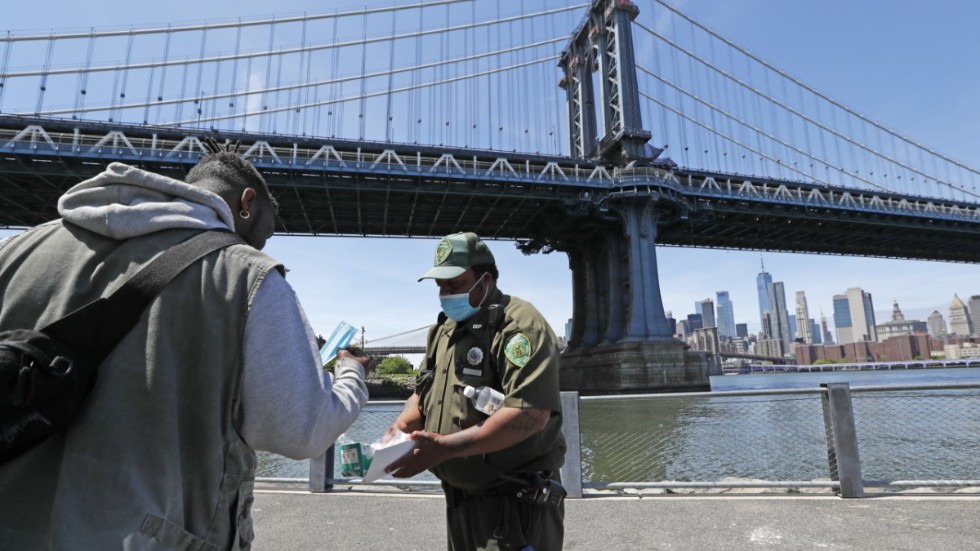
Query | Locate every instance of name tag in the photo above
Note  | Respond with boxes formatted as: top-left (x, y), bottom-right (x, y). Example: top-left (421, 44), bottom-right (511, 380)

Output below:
top-left (462, 367), bottom-right (482, 377)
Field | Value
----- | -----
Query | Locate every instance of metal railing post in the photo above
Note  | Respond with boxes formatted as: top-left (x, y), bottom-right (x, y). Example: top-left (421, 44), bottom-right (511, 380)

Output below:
top-left (308, 443), bottom-right (335, 493)
top-left (559, 391), bottom-right (583, 498)
top-left (820, 382), bottom-right (864, 498)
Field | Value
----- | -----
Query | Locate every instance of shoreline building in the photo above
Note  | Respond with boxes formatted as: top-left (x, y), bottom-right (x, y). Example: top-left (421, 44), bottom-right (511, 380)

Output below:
top-left (949, 294), bottom-right (974, 337)
top-left (795, 291), bottom-right (813, 344)
top-left (927, 310), bottom-right (948, 339)
top-left (970, 296), bottom-right (980, 337)
top-left (875, 300), bottom-right (928, 341)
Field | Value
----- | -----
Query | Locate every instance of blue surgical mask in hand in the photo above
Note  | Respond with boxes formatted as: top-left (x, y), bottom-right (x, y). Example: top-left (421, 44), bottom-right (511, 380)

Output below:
top-left (440, 274), bottom-right (487, 322)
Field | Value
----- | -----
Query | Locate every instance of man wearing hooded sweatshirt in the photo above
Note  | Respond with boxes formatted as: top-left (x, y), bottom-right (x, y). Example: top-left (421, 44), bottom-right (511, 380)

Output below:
top-left (0, 151), bottom-right (368, 550)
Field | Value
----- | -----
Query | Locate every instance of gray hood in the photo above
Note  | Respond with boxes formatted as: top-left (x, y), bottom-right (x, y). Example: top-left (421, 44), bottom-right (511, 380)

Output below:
top-left (57, 162), bottom-right (235, 239)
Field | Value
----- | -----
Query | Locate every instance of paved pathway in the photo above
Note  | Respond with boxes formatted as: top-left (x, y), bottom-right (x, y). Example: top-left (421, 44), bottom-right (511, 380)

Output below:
top-left (251, 484), bottom-right (980, 550)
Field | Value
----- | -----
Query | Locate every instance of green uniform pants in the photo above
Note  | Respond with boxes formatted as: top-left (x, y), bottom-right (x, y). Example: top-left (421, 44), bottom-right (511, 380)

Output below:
top-left (443, 483), bottom-right (564, 551)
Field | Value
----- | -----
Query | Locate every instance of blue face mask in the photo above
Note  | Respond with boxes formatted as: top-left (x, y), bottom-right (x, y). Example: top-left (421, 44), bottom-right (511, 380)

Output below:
top-left (440, 273), bottom-right (488, 322)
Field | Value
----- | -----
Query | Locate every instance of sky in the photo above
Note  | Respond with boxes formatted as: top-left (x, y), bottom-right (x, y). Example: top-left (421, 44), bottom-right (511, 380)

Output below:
top-left (3, 0), bottom-right (980, 346)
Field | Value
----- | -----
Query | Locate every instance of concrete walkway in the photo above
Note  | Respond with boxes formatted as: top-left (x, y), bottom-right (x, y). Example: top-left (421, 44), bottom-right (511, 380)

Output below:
top-left (251, 484), bottom-right (980, 550)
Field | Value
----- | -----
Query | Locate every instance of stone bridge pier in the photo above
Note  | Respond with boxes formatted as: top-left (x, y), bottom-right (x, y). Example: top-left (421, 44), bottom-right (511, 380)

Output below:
top-left (559, 197), bottom-right (716, 394)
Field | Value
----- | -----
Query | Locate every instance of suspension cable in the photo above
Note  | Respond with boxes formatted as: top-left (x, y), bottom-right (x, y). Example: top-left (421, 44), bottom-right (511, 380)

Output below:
top-left (158, 55), bottom-right (559, 127)
top-left (0, 0), bottom-right (474, 42)
top-left (652, 0), bottom-right (980, 178)
top-left (633, 20), bottom-right (977, 197)
top-left (0, 4), bottom-right (586, 79)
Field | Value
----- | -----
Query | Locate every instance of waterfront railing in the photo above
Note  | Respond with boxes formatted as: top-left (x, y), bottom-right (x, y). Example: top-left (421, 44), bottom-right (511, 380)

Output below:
top-left (257, 382), bottom-right (980, 498)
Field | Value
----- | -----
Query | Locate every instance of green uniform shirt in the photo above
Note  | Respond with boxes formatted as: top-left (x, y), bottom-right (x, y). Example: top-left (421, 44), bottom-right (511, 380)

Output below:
top-left (417, 288), bottom-right (566, 490)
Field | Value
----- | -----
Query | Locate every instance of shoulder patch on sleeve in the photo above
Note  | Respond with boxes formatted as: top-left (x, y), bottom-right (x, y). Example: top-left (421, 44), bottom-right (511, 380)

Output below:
top-left (504, 333), bottom-right (532, 367)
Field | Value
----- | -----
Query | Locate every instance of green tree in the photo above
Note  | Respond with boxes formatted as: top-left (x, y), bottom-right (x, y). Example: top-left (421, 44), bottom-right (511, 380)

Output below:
top-left (376, 355), bottom-right (414, 376)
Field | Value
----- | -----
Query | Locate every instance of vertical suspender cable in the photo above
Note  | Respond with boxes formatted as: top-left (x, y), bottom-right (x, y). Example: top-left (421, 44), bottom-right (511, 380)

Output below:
top-left (273, 48), bottom-right (284, 134)
top-left (462, 2), bottom-right (470, 147)
top-left (242, 55), bottom-right (253, 132)
top-left (495, 2), bottom-right (502, 150)
top-left (328, 13), bottom-right (339, 137)
top-left (385, 13), bottom-right (396, 142)
top-left (304, 17), bottom-right (315, 136)
top-left (35, 34), bottom-right (55, 115)
top-left (295, 17), bottom-right (308, 135)
top-left (155, 25), bottom-right (172, 125)
top-left (486, 20), bottom-right (492, 149)
top-left (229, 21), bottom-right (242, 117)
top-left (176, 57), bottom-right (190, 124)
top-left (194, 27), bottom-right (208, 129)
top-left (549, 3), bottom-right (561, 155)
top-left (0, 32), bottom-right (11, 111)
top-left (114, 30), bottom-right (136, 123)
top-left (411, 6), bottom-right (419, 144)
top-left (262, 20), bottom-right (276, 134)
top-left (359, 13), bottom-right (367, 140)
top-left (143, 60), bottom-right (155, 125)
top-left (74, 30), bottom-right (95, 118)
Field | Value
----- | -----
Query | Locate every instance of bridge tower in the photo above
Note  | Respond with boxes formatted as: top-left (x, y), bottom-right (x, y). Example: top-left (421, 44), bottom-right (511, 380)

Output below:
top-left (557, 0), bottom-right (712, 393)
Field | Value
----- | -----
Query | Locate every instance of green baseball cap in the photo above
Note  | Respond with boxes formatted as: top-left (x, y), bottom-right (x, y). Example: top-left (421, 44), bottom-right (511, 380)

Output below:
top-left (418, 232), bottom-right (496, 281)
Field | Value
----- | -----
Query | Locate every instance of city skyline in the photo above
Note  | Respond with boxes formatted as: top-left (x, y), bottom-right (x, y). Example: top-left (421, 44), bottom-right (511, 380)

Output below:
top-left (674, 278), bottom-right (978, 342)
top-left (2, 0), bottom-right (979, 345)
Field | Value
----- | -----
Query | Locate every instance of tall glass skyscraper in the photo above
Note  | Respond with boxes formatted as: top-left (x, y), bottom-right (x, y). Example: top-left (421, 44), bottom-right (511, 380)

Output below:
top-left (767, 281), bottom-right (792, 350)
top-left (756, 260), bottom-right (773, 336)
top-left (833, 294), bottom-right (854, 344)
top-left (716, 291), bottom-right (736, 338)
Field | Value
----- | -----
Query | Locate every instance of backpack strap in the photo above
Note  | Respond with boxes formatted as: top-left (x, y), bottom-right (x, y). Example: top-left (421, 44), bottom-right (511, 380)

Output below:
top-left (41, 230), bottom-right (244, 364)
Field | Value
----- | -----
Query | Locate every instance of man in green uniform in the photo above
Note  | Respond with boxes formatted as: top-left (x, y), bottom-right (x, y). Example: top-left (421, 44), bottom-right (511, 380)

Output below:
top-left (386, 232), bottom-right (566, 550)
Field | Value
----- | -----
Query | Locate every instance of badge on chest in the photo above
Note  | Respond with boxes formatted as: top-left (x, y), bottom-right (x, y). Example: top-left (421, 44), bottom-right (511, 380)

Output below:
top-left (461, 346), bottom-right (484, 376)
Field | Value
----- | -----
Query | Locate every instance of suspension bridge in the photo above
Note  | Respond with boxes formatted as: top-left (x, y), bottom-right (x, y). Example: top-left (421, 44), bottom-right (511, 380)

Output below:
top-left (2, 0), bottom-right (978, 392)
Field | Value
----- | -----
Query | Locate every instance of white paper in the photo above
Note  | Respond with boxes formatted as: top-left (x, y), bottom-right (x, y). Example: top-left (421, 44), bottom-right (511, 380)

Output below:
top-left (361, 439), bottom-right (416, 483)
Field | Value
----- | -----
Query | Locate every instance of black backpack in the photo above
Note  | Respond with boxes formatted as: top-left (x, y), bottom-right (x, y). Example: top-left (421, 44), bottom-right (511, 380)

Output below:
top-left (0, 230), bottom-right (243, 464)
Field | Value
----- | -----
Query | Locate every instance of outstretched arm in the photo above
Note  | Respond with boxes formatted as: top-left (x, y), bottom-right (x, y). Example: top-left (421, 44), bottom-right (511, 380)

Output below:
top-left (386, 405), bottom-right (550, 478)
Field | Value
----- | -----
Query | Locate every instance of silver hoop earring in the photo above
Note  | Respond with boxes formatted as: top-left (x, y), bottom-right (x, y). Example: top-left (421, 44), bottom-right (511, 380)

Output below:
top-left (239, 210), bottom-right (250, 220)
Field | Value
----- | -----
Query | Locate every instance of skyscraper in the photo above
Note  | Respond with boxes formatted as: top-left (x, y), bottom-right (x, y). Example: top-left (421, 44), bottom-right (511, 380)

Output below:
top-left (833, 294), bottom-right (854, 344)
top-left (795, 291), bottom-right (813, 344)
top-left (687, 313), bottom-right (703, 332)
top-left (716, 291), bottom-right (736, 338)
top-left (696, 299), bottom-right (716, 329)
top-left (821, 313), bottom-right (834, 344)
top-left (756, 260), bottom-right (773, 336)
top-left (767, 281), bottom-right (792, 351)
top-left (845, 287), bottom-right (877, 342)
top-left (810, 319), bottom-right (822, 344)
top-left (927, 310), bottom-right (947, 338)
top-left (968, 296), bottom-right (980, 337)
top-left (949, 294), bottom-right (973, 336)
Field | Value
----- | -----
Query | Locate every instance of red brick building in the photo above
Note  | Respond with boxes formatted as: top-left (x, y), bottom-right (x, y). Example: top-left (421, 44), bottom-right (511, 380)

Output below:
top-left (795, 334), bottom-right (946, 364)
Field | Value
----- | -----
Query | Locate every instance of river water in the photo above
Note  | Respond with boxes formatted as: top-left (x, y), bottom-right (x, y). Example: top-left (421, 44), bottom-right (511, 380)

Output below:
top-left (258, 368), bottom-right (980, 483)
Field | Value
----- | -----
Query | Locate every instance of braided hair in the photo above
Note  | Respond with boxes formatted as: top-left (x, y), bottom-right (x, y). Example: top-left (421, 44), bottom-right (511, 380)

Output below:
top-left (186, 137), bottom-right (279, 212)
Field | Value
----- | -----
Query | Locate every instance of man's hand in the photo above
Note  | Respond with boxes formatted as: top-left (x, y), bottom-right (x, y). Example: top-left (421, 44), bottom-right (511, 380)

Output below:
top-left (337, 348), bottom-right (372, 377)
top-left (386, 430), bottom-right (450, 479)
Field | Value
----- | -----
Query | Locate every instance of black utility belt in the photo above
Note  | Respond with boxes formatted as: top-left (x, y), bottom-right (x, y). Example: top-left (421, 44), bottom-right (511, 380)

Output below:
top-left (446, 472), bottom-right (566, 508)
